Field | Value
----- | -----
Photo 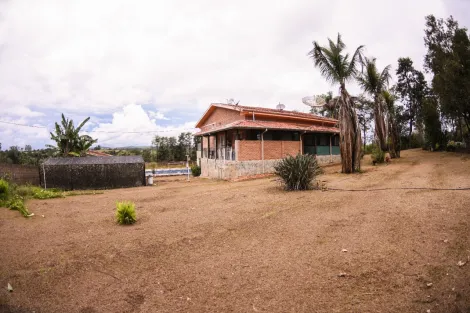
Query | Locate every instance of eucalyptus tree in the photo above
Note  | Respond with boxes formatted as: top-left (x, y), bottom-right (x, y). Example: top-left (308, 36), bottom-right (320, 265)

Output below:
top-left (308, 33), bottom-right (364, 173)
top-left (357, 57), bottom-right (391, 152)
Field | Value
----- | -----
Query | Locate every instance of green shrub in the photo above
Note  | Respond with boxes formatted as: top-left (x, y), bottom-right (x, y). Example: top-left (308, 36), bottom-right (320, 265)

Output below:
top-left (116, 201), bottom-right (136, 225)
top-left (190, 165), bottom-right (201, 177)
top-left (274, 154), bottom-right (321, 191)
top-left (446, 140), bottom-right (456, 152)
top-left (371, 147), bottom-right (385, 164)
top-left (31, 187), bottom-right (64, 199)
top-left (0, 179), bottom-right (9, 201)
top-left (364, 144), bottom-right (377, 155)
top-left (7, 196), bottom-right (31, 217)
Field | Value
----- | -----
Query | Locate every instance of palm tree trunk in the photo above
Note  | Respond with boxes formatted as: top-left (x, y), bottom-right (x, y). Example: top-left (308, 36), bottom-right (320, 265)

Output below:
top-left (339, 88), bottom-right (362, 173)
top-left (374, 97), bottom-right (388, 152)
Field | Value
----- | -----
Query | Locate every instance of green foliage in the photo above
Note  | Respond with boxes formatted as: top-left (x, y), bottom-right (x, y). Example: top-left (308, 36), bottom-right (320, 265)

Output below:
top-left (422, 96), bottom-right (444, 150)
top-left (49, 113), bottom-right (97, 157)
top-left (116, 201), bottom-right (136, 225)
top-left (371, 147), bottom-right (385, 164)
top-left (0, 179), bottom-right (9, 201)
top-left (7, 196), bottom-right (31, 217)
top-left (31, 187), bottom-right (64, 199)
top-left (364, 144), bottom-right (377, 155)
top-left (152, 132), bottom-right (196, 163)
top-left (394, 57), bottom-right (429, 140)
top-left (446, 141), bottom-right (457, 152)
top-left (424, 15), bottom-right (470, 132)
top-left (191, 165), bottom-right (201, 177)
top-left (274, 154), bottom-right (321, 191)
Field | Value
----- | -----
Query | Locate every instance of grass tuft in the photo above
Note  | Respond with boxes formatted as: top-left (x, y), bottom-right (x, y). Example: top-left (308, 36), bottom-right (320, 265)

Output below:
top-left (116, 201), bottom-right (137, 225)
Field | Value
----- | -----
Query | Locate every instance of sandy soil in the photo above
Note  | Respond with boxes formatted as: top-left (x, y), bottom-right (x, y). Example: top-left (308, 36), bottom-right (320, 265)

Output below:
top-left (1, 149), bottom-right (469, 313)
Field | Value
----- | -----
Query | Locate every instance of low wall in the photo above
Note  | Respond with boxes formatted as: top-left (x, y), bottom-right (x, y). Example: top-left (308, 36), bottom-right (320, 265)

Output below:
top-left (200, 154), bottom-right (341, 180)
top-left (0, 163), bottom-right (39, 185)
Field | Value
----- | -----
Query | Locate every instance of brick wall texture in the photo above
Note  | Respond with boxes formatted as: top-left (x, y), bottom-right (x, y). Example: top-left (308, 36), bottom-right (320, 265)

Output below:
top-left (0, 164), bottom-right (39, 185)
top-left (237, 140), bottom-right (301, 161)
top-left (200, 108), bottom-right (242, 132)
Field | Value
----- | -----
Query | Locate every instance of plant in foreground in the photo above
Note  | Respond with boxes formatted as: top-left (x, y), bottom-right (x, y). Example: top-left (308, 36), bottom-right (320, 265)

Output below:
top-left (116, 201), bottom-right (136, 225)
top-left (0, 179), bottom-right (9, 201)
top-left (274, 154), bottom-right (322, 191)
top-left (7, 196), bottom-right (31, 217)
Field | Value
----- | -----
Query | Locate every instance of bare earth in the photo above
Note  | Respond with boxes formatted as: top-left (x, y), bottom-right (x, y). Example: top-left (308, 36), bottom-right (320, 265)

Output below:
top-left (1, 149), bottom-right (469, 313)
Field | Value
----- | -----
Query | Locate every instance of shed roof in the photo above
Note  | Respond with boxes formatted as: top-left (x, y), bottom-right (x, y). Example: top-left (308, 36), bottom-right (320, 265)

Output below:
top-left (43, 156), bottom-right (144, 166)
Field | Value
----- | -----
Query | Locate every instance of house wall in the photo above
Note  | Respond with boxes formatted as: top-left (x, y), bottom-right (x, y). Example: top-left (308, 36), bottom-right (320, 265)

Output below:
top-left (200, 108), bottom-right (242, 132)
top-left (237, 140), bottom-right (301, 161)
top-left (200, 155), bottom-right (341, 180)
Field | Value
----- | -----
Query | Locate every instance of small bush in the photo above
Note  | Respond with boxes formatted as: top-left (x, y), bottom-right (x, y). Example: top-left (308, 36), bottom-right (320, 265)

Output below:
top-left (0, 179), bottom-right (9, 201)
top-left (371, 147), bottom-right (385, 164)
top-left (446, 141), bottom-right (456, 152)
top-left (191, 165), bottom-right (201, 177)
top-left (31, 187), bottom-right (64, 199)
top-left (274, 154), bottom-right (321, 191)
top-left (7, 196), bottom-right (31, 217)
top-left (116, 201), bottom-right (136, 225)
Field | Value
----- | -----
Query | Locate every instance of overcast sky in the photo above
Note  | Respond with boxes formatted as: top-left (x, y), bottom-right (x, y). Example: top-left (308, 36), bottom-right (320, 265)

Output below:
top-left (0, 0), bottom-right (469, 148)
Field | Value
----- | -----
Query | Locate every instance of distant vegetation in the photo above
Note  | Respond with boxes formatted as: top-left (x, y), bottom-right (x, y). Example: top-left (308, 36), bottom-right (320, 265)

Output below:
top-left (307, 14), bottom-right (469, 172)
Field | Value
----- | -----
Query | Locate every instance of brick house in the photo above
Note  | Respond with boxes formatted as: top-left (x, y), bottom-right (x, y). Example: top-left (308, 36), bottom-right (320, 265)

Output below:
top-left (195, 103), bottom-right (341, 179)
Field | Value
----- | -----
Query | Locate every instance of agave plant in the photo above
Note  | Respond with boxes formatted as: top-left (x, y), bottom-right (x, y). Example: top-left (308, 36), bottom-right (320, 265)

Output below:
top-left (308, 33), bottom-right (363, 173)
top-left (274, 154), bottom-right (322, 191)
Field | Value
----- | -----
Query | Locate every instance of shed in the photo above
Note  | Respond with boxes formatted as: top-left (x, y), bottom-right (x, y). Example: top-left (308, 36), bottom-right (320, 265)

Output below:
top-left (39, 156), bottom-right (146, 190)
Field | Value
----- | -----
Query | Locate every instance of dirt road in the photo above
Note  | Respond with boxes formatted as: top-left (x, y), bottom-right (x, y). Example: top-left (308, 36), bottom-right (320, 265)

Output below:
top-left (1, 149), bottom-right (469, 312)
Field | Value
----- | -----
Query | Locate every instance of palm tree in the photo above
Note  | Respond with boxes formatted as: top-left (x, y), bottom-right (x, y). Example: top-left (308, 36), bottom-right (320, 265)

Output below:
top-left (308, 34), bottom-right (364, 173)
top-left (382, 90), bottom-right (401, 158)
top-left (49, 114), bottom-right (96, 157)
top-left (356, 57), bottom-right (391, 152)
top-left (75, 135), bottom-right (98, 156)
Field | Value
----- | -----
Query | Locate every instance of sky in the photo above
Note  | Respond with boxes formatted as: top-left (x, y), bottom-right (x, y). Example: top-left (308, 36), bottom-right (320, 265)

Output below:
top-left (0, 0), bottom-right (469, 149)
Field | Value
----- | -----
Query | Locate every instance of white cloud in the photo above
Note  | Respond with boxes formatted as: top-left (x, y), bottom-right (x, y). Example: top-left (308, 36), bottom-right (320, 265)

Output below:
top-left (0, 0), bottom-right (468, 147)
top-left (87, 104), bottom-right (195, 147)
top-left (0, 118), bottom-right (50, 149)
top-left (148, 111), bottom-right (169, 121)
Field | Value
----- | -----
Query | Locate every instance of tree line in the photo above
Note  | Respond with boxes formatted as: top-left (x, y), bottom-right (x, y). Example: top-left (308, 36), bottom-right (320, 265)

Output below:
top-left (307, 14), bottom-right (469, 173)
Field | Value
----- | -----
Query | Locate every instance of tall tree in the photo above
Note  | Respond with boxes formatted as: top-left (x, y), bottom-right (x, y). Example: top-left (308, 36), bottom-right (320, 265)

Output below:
top-left (422, 94), bottom-right (443, 150)
top-left (355, 96), bottom-right (374, 151)
top-left (308, 33), bottom-right (363, 173)
top-left (424, 15), bottom-right (470, 139)
top-left (382, 90), bottom-right (401, 158)
top-left (356, 57), bottom-right (391, 151)
top-left (394, 58), bottom-right (428, 141)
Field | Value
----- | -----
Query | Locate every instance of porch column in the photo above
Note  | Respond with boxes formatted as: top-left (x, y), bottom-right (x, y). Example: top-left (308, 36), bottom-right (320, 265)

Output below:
top-left (215, 133), bottom-right (218, 159)
top-left (330, 134), bottom-right (332, 156)
top-left (207, 135), bottom-right (210, 159)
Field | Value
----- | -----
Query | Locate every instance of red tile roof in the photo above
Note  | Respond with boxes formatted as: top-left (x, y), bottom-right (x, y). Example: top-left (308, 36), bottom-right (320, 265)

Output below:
top-left (86, 150), bottom-right (112, 157)
top-left (213, 103), bottom-right (337, 122)
top-left (195, 119), bottom-right (339, 136)
top-left (195, 103), bottom-right (338, 128)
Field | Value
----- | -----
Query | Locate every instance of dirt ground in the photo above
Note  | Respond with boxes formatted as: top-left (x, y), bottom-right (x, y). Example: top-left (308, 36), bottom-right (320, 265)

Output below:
top-left (1, 149), bottom-right (469, 313)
